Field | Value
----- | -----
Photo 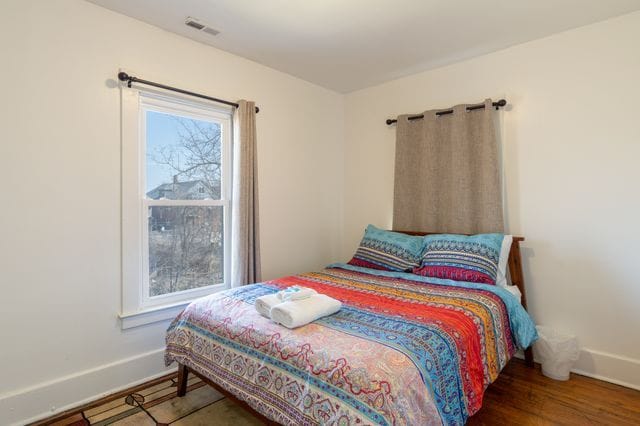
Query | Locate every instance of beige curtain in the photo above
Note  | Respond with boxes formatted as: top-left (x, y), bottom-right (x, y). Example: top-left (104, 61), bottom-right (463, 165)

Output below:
top-left (392, 99), bottom-right (503, 234)
top-left (231, 100), bottom-right (261, 287)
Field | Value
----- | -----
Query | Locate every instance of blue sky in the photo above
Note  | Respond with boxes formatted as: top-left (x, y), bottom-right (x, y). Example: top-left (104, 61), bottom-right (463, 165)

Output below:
top-left (145, 110), bottom-right (219, 193)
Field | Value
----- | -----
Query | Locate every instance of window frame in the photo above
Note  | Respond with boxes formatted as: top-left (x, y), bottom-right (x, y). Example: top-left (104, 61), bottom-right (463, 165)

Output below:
top-left (120, 86), bottom-right (233, 328)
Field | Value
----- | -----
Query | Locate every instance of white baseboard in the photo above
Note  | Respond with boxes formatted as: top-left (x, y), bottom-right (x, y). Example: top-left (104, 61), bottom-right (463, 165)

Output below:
top-left (0, 348), bottom-right (175, 426)
top-left (516, 347), bottom-right (640, 391)
top-left (572, 347), bottom-right (640, 391)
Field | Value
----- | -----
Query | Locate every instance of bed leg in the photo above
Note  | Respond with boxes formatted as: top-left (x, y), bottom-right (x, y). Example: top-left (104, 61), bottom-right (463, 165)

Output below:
top-left (177, 364), bottom-right (189, 397)
top-left (524, 347), bottom-right (534, 367)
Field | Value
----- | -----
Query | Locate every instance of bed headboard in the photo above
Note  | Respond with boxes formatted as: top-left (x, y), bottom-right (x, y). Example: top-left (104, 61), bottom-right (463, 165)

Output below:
top-left (392, 231), bottom-right (529, 310)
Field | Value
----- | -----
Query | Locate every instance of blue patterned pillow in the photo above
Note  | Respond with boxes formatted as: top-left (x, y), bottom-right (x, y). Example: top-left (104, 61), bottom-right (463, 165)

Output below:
top-left (348, 225), bottom-right (425, 272)
top-left (413, 234), bottom-right (504, 284)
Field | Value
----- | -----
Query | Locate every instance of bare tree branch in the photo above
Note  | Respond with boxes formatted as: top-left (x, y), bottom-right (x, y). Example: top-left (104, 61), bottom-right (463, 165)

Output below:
top-left (147, 116), bottom-right (224, 296)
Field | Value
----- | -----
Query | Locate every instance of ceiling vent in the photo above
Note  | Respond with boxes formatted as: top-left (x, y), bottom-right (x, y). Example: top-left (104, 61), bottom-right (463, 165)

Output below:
top-left (185, 17), bottom-right (219, 36)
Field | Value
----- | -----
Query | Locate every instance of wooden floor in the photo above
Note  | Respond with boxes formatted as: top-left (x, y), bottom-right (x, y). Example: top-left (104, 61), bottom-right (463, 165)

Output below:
top-left (32, 359), bottom-right (640, 425)
top-left (469, 359), bottom-right (640, 425)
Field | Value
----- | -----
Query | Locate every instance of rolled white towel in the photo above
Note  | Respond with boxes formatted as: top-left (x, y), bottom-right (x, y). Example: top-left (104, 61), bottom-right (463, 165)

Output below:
top-left (271, 294), bottom-right (342, 329)
top-left (277, 286), bottom-right (317, 301)
top-left (255, 294), bottom-right (281, 318)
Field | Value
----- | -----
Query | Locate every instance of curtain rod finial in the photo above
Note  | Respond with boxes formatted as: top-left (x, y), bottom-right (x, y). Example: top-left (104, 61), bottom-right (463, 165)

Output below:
top-left (118, 72), bottom-right (132, 87)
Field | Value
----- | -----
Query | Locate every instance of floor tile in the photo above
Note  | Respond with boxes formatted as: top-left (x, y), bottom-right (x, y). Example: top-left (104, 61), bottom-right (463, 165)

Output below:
top-left (147, 384), bottom-right (223, 423)
top-left (171, 399), bottom-right (263, 426)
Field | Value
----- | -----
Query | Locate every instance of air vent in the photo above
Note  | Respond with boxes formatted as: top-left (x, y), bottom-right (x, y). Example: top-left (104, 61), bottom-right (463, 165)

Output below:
top-left (203, 27), bottom-right (220, 36)
top-left (185, 17), bottom-right (205, 30)
top-left (185, 17), bottom-right (219, 36)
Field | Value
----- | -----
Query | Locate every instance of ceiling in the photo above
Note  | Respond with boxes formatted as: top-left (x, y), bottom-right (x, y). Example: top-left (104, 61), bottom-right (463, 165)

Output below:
top-left (87, 0), bottom-right (640, 93)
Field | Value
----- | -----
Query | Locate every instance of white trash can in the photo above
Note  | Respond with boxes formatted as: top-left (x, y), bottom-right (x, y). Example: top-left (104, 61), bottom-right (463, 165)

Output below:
top-left (533, 326), bottom-right (579, 380)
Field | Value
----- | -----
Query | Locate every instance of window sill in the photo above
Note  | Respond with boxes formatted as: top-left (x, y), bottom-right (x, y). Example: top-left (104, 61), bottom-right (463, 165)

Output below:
top-left (119, 301), bottom-right (190, 329)
top-left (119, 284), bottom-right (228, 329)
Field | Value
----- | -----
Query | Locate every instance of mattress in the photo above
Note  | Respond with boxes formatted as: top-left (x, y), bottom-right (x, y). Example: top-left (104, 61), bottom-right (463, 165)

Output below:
top-left (165, 264), bottom-right (537, 425)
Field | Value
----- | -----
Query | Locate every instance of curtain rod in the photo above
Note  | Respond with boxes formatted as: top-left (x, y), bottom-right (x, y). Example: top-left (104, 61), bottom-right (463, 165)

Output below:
top-left (117, 72), bottom-right (259, 114)
top-left (385, 99), bottom-right (506, 125)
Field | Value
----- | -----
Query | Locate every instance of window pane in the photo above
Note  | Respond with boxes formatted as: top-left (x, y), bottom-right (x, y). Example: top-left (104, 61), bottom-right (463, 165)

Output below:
top-left (148, 206), bottom-right (224, 296)
top-left (145, 110), bottom-right (222, 200)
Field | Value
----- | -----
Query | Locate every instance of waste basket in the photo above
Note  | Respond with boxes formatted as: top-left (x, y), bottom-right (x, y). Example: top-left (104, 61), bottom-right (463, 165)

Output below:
top-left (533, 325), bottom-right (579, 380)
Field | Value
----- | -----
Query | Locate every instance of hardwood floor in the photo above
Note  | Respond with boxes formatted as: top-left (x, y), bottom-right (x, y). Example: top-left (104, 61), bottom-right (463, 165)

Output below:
top-left (469, 359), bottom-right (640, 425)
top-left (31, 359), bottom-right (640, 425)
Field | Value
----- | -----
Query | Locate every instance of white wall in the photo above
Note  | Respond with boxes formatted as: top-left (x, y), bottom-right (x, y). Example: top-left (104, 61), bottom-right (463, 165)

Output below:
top-left (2, 1), bottom-right (640, 424)
top-left (0, 0), bottom-right (343, 424)
top-left (343, 12), bottom-right (640, 388)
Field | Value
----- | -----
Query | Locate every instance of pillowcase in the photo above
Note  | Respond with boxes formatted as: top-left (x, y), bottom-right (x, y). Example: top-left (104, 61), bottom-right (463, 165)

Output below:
top-left (413, 233), bottom-right (504, 285)
top-left (496, 235), bottom-right (513, 287)
top-left (348, 225), bottom-right (425, 272)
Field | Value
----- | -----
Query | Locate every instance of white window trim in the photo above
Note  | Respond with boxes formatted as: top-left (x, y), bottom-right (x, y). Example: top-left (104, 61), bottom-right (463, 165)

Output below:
top-left (120, 86), bottom-right (233, 329)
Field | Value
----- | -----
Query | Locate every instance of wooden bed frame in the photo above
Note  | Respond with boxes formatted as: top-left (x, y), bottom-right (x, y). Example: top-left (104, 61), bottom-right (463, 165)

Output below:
top-left (175, 232), bottom-right (534, 423)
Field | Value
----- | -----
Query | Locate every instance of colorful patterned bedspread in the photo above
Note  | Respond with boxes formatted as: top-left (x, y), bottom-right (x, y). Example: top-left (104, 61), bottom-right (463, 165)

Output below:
top-left (165, 265), bottom-right (537, 425)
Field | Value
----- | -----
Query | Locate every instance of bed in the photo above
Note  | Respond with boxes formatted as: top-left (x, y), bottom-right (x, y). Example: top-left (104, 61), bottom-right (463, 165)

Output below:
top-left (165, 233), bottom-right (537, 425)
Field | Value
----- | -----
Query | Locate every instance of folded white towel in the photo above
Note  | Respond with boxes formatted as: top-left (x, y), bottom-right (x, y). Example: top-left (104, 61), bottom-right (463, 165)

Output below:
top-left (255, 294), bottom-right (281, 318)
top-left (270, 294), bottom-right (342, 329)
top-left (277, 286), bottom-right (318, 301)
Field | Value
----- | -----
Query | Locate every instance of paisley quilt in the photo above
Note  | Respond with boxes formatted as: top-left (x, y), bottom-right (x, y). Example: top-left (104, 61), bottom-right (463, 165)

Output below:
top-left (165, 264), bottom-right (537, 425)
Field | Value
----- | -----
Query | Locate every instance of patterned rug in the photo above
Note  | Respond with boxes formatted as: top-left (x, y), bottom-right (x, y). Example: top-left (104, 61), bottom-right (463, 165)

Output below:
top-left (36, 374), bottom-right (262, 426)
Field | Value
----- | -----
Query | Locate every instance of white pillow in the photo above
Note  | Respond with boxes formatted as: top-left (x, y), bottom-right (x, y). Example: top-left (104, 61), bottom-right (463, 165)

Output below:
top-left (503, 284), bottom-right (522, 302)
top-left (496, 235), bottom-right (513, 288)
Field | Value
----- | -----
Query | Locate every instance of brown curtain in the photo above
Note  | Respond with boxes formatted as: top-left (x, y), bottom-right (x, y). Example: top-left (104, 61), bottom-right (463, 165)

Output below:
top-left (231, 100), bottom-right (261, 286)
top-left (392, 99), bottom-right (503, 234)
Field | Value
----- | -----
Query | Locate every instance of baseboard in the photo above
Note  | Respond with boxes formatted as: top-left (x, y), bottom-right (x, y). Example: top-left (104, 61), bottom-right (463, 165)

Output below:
top-left (516, 347), bottom-right (640, 391)
top-left (0, 348), bottom-right (175, 426)
top-left (572, 347), bottom-right (640, 391)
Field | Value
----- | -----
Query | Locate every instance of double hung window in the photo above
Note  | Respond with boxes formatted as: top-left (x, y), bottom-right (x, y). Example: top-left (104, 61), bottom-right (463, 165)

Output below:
top-left (120, 89), bottom-right (232, 327)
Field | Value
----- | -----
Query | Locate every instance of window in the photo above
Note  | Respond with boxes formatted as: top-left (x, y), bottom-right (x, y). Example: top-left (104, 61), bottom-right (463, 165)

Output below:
top-left (120, 88), bottom-right (232, 327)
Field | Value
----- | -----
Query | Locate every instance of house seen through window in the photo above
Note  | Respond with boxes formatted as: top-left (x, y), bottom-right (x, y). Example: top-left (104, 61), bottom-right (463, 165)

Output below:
top-left (143, 105), bottom-right (229, 299)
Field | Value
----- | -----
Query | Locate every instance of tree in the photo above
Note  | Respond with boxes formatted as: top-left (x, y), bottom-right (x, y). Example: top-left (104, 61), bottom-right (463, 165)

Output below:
top-left (147, 117), bottom-right (224, 296)
top-left (153, 118), bottom-right (222, 199)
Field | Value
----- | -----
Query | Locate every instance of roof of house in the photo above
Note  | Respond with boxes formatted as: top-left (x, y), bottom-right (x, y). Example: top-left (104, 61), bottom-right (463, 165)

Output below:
top-left (146, 180), bottom-right (209, 200)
